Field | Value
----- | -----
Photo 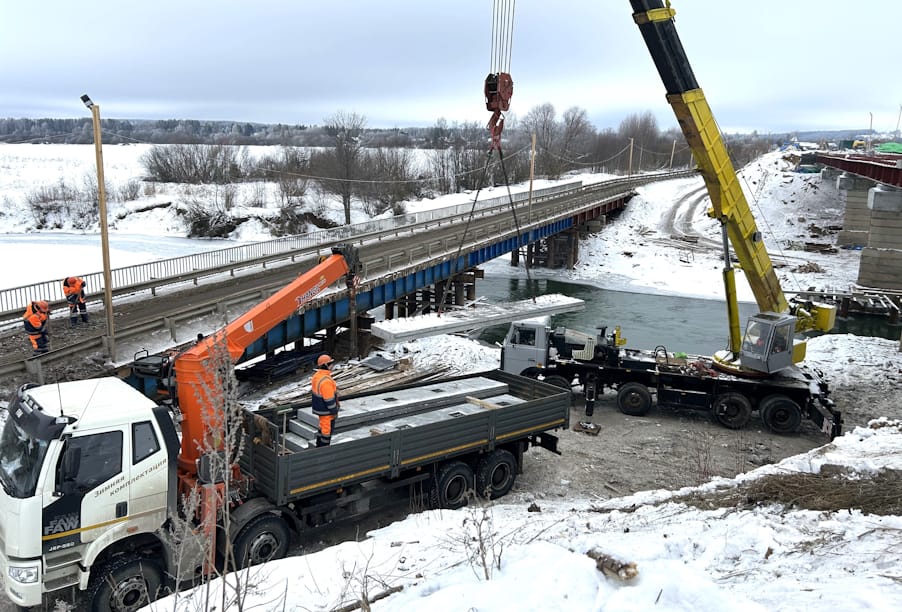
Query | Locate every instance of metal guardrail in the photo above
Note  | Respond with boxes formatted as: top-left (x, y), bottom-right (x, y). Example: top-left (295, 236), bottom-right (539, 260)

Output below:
top-left (0, 170), bottom-right (696, 380)
top-left (1, 170), bottom-right (694, 329)
top-left (0, 180), bottom-right (587, 323)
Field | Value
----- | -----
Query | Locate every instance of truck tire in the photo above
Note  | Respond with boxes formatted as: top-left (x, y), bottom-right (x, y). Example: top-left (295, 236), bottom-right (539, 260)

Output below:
top-left (712, 392), bottom-right (752, 430)
top-left (760, 394), bottom-right (802, 434)
top-left (87, 555), bottom-right (162, 612)
top-left (433, 461), bottom-right (474, 509)
top-left (541, 374), bottom-right (572, 391)
top-left (617, 382), bottom-right (651, 416)
top-left (233, 514), bottom-right (290, 569)
top-left (476, 449), bottom-right (517, 499)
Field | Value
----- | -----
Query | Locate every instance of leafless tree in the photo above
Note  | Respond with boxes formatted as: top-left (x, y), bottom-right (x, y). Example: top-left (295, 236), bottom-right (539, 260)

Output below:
top-left (317, 111), bottom-right (368, 224)
top-left (522, 103), bottom-right (560, 177)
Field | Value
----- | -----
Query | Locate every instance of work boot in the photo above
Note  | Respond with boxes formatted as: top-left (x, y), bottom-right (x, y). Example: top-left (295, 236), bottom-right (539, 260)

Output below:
top-left (70, 317), bottom-right (78, 328)
top-left (315, 433), bottom-right (331, 447)
top-left (81, 313), bottom-right (89, 323)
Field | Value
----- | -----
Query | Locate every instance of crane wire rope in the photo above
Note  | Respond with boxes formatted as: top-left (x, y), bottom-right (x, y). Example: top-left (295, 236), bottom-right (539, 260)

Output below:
top-left (437, 0), bottom-right (533, 314)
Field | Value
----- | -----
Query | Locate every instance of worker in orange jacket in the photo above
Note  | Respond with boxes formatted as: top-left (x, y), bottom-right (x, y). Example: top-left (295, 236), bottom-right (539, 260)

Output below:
top-left (311, 354), bottom-right (340, 447)
top-left (23, 300), bottom-right (51, 355)
top-left (62, 276), bottom-right (88, 327)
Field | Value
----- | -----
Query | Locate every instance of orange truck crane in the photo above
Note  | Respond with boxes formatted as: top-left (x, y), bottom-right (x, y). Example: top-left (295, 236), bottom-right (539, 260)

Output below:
top-left (0, 241), bottom-right (570, 611)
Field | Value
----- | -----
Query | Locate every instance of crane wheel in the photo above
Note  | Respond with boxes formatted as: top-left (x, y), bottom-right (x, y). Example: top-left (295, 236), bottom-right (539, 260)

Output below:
top-left (712, 392), bottom-right (752, 430)
top-left (760, 394), bottom-right (802, 434)
top-left (616, 382), bottom-right (652, 416)
top-left (541, 375), bottom-right (572, 391)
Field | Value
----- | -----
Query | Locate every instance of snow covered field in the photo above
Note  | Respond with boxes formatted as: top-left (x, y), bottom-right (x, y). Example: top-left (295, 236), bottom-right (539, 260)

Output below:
top-left (1, 144), bottom-right (900, 611)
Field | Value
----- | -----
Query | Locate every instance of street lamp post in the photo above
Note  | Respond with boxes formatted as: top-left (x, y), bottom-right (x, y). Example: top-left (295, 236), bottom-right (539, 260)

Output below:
top-left (81, 94), bottom-right (116, 361)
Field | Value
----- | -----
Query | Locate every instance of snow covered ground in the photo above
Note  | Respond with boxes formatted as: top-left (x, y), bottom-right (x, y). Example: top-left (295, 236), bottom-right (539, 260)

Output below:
top-left (1, 144), bottom-right (900, 611)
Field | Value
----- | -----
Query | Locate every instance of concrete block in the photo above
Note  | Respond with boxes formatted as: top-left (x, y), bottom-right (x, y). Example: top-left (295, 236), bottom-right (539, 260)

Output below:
top-left (868, 186), bottom-right (902, 213)
top-left (837, 230), bottom-right (869, 247)
top-left (836, 174), bottom-right (875, 191)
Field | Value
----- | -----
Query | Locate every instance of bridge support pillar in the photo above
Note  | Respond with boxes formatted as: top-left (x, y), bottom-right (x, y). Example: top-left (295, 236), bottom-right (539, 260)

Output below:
top-left (836, 173), bottom-right (875, 247)
top-left (858, 185), bottom-right (902, 290)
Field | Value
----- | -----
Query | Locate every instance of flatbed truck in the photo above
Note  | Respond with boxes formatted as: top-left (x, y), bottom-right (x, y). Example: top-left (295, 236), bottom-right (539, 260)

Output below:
top-left (0, 370), bottom-right (568, 610)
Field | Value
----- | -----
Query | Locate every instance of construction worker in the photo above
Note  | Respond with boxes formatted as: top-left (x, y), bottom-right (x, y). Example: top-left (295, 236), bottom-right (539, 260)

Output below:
top-left (311, 354), bottom-right (340, 447)
top-left (62, 276), bottom-right (88, 326)
top-left (22, 300), bottom-right (50, 355)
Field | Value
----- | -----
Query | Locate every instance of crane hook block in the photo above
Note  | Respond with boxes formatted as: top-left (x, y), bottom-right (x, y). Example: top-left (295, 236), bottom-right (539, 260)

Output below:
top-left (485, 72), bottom-right (514, 112)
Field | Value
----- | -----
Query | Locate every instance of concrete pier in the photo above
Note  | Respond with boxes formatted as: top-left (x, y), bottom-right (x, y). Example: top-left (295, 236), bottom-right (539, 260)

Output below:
top-left (858, 186), bottom-right (902, 290)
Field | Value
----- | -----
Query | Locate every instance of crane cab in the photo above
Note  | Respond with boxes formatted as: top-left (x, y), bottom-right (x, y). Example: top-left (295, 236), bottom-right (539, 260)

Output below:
top-left (739, 312), bottom-right (799, 373)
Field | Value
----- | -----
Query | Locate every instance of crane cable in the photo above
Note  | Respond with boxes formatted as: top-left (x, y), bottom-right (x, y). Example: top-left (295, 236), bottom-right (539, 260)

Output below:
top-left (490, 0), bottom-right (515, 74)
top-left (437, 0), bottom-right (537, 316)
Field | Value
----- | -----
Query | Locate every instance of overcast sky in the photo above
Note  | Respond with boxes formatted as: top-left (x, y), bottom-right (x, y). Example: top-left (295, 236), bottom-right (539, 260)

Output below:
top-left (2, 1), bottom-right (900, 134)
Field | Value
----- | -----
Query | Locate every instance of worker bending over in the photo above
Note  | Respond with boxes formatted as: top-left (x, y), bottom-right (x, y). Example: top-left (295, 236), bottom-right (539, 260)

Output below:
top-left (311, 354), bottom-right (340, 447)
top-left (62, 276), bottom-right (88, 326)
top-left (23, 300), bottom-right (50, 355)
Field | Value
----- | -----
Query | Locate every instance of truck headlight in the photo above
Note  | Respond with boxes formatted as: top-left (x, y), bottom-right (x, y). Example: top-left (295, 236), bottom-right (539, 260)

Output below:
top-left (8, 565), bottom-right (39, 584)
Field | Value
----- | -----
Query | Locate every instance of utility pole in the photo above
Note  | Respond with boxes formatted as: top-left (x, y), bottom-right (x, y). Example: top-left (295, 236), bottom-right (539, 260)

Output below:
top-left (896, 103), bottom-right (901, 140)
top-left (527, 133), bottom-right (536, 223)
top-left (81, 95), bottom-right (116, 361)
top-left (628, 137), bottom-right (634, 178)
top-left (669, 139), bottom-right (676, 169)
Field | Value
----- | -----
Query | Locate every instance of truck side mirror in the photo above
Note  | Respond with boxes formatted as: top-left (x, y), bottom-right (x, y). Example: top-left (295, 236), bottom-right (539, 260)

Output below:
top-left (55, 446), bottom-right (81, 496)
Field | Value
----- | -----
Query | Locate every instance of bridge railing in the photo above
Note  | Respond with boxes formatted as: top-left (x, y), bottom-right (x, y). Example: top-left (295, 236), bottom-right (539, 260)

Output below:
top-left (0, 179), bottom-right (595, 322)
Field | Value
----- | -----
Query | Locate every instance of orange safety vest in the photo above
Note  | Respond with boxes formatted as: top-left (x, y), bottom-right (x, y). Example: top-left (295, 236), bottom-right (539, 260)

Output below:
top-left (63, 277), bottom-right (86, 302)
top-left (311, 368), bottom-right (338, 416)
top-left (23, 302), bottom-right (48, 334)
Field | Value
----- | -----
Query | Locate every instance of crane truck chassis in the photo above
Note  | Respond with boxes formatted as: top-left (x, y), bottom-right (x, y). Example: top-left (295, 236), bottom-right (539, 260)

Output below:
top-left (501, 320), bottom-right (841, 438)
top-left (0, 370), bottom-right (568, 610)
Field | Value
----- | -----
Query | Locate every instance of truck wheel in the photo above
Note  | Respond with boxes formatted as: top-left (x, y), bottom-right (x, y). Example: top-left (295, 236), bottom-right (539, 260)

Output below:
top-left (617, 382), bottom-right (651, 416)
top-left (234, 514), bottom-right (290, 569)
top-left (476, 449), bottom-right (517, 499)
top-left (542, 375), bottom-right (572, 391)
top-left (712, 392), bottom-right (752, 429)
top-left (88, 556), bottom-right (162, 612)
top-left (433, 461), bottom-right (474, 509)
top-left (760, 394), bottom-right (802, 434)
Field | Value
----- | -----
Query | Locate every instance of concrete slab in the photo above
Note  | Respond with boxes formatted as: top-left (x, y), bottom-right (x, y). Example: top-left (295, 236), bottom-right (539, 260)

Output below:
top-left (292, 376), bottom-right (509, 430)
top-left (369, 294), bottom-right (585, 342)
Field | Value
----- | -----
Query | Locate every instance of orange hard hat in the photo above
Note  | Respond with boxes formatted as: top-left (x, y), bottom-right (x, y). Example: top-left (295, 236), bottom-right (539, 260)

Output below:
top-left (36, 300), bottom-right (50, 313)
top-left (316, 354), bottom-right (334, 367)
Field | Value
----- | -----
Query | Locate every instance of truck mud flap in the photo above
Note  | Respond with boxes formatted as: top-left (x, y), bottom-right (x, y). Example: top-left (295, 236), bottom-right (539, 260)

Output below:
top-left (531, 432), bottom-right (561, 455)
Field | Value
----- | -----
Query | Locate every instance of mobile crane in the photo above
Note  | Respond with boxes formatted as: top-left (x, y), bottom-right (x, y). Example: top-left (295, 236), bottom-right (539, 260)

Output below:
top-left (630, 0), bottom-right (835, 375)
top-left (0, 245), bottom-right (569, 611)
top-left (501, 1), bottom-right (842, 437)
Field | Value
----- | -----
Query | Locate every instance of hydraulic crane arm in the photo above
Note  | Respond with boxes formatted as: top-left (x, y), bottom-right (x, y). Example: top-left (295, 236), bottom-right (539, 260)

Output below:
top-left (629, 1), bottom-right (834, 369)
top-left (174, 244), bottom-right (360, 473)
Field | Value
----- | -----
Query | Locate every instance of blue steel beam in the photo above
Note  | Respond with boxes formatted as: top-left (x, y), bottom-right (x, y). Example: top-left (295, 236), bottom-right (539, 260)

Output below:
top-left (239, 214), bottom-right (580, 362)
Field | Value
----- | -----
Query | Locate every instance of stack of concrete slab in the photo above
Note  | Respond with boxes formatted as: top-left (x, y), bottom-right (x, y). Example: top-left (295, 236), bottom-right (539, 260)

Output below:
top-left (283, 376), bottom-right (515, 451)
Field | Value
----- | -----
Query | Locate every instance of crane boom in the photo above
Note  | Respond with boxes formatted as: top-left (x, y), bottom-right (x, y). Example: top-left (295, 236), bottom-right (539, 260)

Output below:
top-left (629, 0), bottom-right (834, 372)
top-left (174, 245), bottom-right (359, 472)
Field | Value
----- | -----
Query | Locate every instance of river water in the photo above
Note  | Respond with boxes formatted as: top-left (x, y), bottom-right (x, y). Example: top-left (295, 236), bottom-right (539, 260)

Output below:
top-left (476, 276), bottom-right (900, 355)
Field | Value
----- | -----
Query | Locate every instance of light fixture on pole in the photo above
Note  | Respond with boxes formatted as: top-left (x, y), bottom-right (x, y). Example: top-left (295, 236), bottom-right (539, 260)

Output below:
top-left (81, 94), bottom-right (116, 361)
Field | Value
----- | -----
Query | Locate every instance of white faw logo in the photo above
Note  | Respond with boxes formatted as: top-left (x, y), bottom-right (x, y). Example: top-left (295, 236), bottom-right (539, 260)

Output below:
top-left (44, 513), bottom-right (79, 536)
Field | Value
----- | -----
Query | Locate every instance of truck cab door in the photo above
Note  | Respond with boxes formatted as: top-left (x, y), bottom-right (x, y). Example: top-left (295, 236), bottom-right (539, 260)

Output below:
top-left (127, 420), bottom-right (169, 531)
top-left (501, 323), bottom-right (548, 375)
top-left (43, 429), bottom-right (129, 554)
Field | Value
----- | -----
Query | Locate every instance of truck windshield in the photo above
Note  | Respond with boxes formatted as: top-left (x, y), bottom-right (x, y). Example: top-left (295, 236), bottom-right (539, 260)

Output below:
top-left (0, 406), bottom-right (52, 499)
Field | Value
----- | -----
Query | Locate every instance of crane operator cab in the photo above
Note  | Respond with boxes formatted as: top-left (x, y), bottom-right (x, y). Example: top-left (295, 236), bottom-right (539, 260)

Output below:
top-left (739, 312), bottom-right (798, 374)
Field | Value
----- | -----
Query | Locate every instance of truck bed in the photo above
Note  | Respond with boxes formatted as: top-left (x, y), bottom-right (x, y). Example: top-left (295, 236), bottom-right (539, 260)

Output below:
top-left (240, 370), bottom-right (570, 505)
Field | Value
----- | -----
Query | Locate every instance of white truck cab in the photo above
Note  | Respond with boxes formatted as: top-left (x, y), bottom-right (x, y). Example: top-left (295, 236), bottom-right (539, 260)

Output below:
top-left (0, 378), bottom-right (177, 609)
